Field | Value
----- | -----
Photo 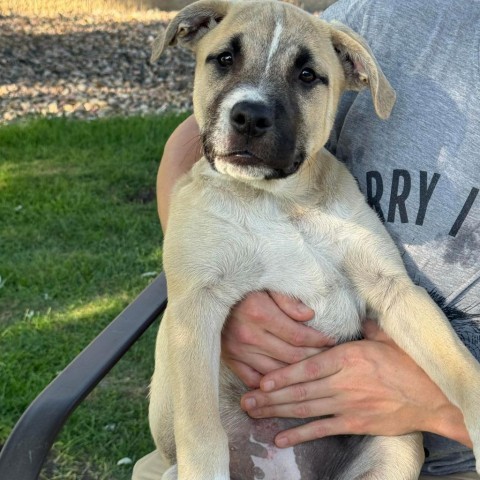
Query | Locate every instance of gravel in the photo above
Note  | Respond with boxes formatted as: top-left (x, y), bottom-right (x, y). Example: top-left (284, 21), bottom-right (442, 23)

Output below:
top-left (0, 12), bottom-right (195, 123)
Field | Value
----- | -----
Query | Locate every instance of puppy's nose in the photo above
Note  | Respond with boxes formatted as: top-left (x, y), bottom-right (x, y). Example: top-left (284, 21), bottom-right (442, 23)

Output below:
top-left (230, 102), bottom-right (273, 137)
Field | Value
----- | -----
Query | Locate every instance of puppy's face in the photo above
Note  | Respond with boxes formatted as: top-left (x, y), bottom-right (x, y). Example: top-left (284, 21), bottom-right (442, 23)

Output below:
top-left (194, 3), bottom-right (343, 181)
top-left (153, 0), bottom-right (395, 183)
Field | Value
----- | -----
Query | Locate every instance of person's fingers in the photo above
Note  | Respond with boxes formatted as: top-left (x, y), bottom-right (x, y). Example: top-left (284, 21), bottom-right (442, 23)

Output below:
top-left (222, 326), bottom-right (288, 374)
top-left (247, 353), bottom-right (288, 375)
top-left (241, 378), bottom-right (335, 411)
top-left (265, 292), bottom-right (336, 349)
top-left (268, 292), bottom-right (314, 321)
top-left (223, 317), bottom-right (303, 367)
top-left (250, 332), bottom-right (325, 366)
top-left (259, 347), bottom-right (345, 392)
top-left (226, 360), bottom-right (263, 389)
top-left (226, 293), bottom-right (331, 360)
top-left (223, 352), bottom-right (286, 378)
top-left (274, 416), bottom-right (352, 448)
top-left (246, 396), bottom-right (337, 420)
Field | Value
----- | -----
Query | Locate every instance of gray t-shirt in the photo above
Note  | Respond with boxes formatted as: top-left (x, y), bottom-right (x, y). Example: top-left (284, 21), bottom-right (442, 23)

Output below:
top-left (322, 0), bottom-right (480, 475)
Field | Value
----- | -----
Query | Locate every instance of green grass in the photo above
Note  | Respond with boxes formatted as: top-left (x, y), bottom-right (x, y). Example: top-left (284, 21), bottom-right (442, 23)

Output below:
top-left (0, 114), bottom-right (188, 479)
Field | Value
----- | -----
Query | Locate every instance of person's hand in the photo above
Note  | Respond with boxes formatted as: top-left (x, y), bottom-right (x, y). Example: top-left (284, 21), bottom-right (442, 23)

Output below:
top-left (221, 291), bottom-right (336, 388)
top-left (239, 320), bottom-right (472, 448)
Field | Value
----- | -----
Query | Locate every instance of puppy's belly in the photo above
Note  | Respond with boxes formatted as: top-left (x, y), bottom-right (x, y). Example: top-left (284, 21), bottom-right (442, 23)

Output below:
top-left (221, 372), bottom-right (367, 480)
top-left (224, 412), bottom-right (368, 480)
top-left (227, 415), bottom-right (301, 480)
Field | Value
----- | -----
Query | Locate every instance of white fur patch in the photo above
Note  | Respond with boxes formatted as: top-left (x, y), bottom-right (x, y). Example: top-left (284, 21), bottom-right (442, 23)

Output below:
top-left (249, 435), bottom-right (301, 480)
top-left (218, 86), bottom-right (266, 127)
top-left (215, 158), bottom-right (271, 181)
top-left (266, 21), bottom-right (283, 72)
top-left (212, 85), bottom-right (267, 151)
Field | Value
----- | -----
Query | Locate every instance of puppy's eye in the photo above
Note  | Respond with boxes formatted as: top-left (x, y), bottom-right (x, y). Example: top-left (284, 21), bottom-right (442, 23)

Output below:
top-left (299, 67), bottom-right (317, 83)
top-left (217, 52), bottom-right (234, 67)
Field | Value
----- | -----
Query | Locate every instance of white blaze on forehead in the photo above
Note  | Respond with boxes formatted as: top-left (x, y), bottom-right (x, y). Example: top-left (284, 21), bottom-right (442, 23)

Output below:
top-left (266, 20), bottom-right (283, 72)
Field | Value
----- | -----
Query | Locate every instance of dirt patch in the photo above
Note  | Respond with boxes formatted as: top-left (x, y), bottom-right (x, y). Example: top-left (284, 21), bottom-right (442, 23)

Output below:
top-left (0, 13), bottom-right (194, 123)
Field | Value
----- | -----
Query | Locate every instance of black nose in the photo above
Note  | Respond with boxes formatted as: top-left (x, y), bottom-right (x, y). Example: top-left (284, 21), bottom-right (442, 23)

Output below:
top-left (230, 101), bottom-right (274, 137)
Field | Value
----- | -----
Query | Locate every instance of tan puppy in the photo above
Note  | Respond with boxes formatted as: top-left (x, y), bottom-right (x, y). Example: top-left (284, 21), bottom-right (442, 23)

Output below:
top-left (149, 1), bottom-right (480, 478)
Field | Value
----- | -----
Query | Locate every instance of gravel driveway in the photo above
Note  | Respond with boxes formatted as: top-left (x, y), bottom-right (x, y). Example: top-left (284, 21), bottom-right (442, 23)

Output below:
top-left (0, 12), bottom-right (195, 123)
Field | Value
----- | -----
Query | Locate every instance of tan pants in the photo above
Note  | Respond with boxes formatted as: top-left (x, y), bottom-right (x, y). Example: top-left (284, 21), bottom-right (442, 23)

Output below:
top-left (132, 450), bottom-right (480, 480)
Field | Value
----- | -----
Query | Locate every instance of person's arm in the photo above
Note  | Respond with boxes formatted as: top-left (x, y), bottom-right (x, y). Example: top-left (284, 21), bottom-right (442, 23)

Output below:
top-left (157, 114), bottom-right (201, 232)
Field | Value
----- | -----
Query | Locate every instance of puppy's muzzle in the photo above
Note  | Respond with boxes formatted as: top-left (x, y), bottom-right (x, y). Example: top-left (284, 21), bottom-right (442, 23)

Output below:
top-left (222, 99), bottom-right (302, 177)
top-left (206, 92), bottom-right (303, 180)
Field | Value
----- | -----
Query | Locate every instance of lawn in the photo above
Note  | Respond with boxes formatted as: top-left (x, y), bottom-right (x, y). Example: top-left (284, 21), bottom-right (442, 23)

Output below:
top-left (0, 113), bottom-right (188, 479)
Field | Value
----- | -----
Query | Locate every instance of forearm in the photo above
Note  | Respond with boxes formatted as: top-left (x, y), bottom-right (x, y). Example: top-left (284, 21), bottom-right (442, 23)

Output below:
top-left (157, 114), bottom-right (201, 232)
top-left (423, 402), bottom-right (472, 449)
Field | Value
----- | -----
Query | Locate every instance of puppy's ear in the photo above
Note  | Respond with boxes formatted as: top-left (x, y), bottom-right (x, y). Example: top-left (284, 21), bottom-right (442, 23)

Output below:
top-left (150, 0), bottom-right (230, 63)
top-left (330, 21), bottom-right (396, 119)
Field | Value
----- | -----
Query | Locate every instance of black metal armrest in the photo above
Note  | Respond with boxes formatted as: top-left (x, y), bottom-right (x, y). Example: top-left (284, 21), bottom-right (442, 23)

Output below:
top-left (0, 273), bottom-right (168, 480)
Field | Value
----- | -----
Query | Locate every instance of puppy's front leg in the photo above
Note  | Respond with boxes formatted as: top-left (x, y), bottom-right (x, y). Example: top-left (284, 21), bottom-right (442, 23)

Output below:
top-left (379, 284), bottom-right (480, 465)
top-left (166, 293), bottom-right (231, 480)
top-left (349, 255), bottom-right (480, 471)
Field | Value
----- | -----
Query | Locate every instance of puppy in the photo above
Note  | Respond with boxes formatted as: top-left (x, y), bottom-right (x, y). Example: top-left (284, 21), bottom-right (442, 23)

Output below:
top-left (149, 1), bottom-right (480, 478)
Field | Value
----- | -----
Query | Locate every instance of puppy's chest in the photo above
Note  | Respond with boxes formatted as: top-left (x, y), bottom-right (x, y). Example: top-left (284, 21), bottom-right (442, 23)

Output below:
top-left (246, 205), bottom-right (339, 278)
top-left (209, 193), bottom-right (364, 340)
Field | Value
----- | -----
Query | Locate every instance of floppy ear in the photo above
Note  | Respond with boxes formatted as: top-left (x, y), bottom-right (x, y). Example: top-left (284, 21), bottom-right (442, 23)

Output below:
top-left (150, 0), bottom-right (230, 63)
top-left (330, 21), bottom-right (396, 119)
